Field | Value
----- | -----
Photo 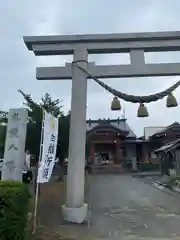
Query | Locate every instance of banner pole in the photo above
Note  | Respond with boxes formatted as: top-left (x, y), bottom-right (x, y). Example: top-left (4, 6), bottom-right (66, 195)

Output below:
top-left (32, 109), bottom-right (45, 235)
top-left (32, 181), bottom-right (40, 235)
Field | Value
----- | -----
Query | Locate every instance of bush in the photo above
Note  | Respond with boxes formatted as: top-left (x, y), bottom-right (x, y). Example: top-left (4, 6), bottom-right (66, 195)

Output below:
top-left (138, 162), bottom-right (160, 171)
top-left (0, 181), bottom-right (31, 240)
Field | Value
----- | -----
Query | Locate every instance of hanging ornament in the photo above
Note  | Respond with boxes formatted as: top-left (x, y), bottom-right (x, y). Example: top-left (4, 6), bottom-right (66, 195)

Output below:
top-left (137, 103), bottom-right (149, 118)
top-left (111, 96), bottom-right (121, 110)
top-left (166, 92), bottom-right (178, 108)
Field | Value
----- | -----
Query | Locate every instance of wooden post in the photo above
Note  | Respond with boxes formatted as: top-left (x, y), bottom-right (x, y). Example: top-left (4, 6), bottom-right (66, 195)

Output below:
top-left (90, 143), bottom-right (94, 164)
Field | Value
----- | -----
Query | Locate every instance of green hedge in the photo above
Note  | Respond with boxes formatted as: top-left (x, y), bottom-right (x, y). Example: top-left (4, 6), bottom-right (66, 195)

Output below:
top-left (138, 163), bottom-right (160, 172)
top-left (0, 181), bottom-right (31, 240)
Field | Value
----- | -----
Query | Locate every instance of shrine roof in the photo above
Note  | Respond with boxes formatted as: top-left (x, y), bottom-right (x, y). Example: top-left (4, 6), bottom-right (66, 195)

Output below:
top-left (86, 118), bottom-right (136, 138)
top-left (154, 139), bottom-right (180, 153)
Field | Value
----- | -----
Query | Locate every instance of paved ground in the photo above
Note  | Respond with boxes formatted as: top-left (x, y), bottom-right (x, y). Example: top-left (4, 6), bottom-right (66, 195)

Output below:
top-left (134, 175), bottom-right (180, 199)
top-left (88, 174), bottom-right (180, 239)
top-left (133, 175), bottom-right (161, 186)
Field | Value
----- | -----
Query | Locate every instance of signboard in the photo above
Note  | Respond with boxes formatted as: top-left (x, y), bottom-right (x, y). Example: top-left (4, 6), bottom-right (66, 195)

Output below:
top-left (37, 111), bottom-right (58, 183)
top-left (144, 127), bottom-right (166, 140)
top-left (1, 109), bottom-right (28, 181)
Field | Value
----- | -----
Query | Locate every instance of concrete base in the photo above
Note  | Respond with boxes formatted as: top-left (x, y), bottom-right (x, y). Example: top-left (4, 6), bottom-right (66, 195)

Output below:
top-left (61, 203), bottom-right (88, 224)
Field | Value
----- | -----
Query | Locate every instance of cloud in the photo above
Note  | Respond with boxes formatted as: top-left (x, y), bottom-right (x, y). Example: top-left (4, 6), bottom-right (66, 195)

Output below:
top-left (1, 0), bottom-right (180, 136)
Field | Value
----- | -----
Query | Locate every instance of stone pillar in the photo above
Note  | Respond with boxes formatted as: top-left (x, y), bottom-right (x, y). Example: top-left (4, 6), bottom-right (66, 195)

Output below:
top-left (126, 143), bottom-right (137, 171)
top-left (62, 48), bottom-right (88, 223)
top-left (132, 157), bottom-right (138, 171)
top-left (2, 108), bottom-right (28, 181)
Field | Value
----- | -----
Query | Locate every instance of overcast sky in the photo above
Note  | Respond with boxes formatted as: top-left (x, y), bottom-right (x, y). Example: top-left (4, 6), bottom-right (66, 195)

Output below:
top-left (1, 0), bottom-right (180, 136)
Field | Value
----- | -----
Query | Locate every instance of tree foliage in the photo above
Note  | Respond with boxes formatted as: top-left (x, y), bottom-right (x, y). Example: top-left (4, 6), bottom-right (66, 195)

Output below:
top-left (0, 90), bottom-right (70, 163)
top-left (0, 112), bottom-right (8, 157)
top-left (57, 112), bottom-right (70, 163)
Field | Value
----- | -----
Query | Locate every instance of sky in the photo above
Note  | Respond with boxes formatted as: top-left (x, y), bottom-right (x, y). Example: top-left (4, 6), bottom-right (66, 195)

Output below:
top-left (1, 0), bottom-right (180, 137)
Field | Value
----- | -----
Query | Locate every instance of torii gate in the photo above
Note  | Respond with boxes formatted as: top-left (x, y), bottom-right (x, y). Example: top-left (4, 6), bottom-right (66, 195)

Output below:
top-left (24, 31), bottom-right (180, 223)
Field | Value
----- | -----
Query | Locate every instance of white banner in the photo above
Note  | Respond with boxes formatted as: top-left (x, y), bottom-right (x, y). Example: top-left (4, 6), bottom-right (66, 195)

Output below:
top-left (37, 111), bottom-right (58, 183)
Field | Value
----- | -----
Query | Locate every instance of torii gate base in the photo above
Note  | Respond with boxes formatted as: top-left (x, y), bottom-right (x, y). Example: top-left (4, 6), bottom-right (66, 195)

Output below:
top-left (24, 31), bottom-right (180, 223)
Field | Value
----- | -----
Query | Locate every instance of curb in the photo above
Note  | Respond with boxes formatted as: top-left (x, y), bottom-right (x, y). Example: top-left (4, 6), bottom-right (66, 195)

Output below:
top-left (152, 181), bottom-right (180, 198)
top-left (132, 172), bottom-right (161, 178)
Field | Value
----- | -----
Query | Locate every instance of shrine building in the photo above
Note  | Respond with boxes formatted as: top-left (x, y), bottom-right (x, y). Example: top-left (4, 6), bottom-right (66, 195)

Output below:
top-left (86, 118), bottom-right (139, 166)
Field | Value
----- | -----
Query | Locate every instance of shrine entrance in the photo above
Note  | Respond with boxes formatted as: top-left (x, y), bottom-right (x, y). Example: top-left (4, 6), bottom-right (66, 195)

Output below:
top-left (93, 142), bottom-right (117, 165)
top-left (24, 31), bottom-right (180, 223)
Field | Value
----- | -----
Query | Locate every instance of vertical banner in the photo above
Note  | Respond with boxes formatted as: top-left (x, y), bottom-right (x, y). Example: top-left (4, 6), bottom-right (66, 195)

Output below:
top-left (37, 111), bottom-right (58, 183)
top-left (2, 108), bottom-right (28, 181)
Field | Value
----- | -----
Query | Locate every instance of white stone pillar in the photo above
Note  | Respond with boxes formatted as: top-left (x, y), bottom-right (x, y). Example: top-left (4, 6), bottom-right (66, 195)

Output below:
top-left (62, 48), bottom-right (88, 223)
top-left (2, 108), bottom-right (28, 181)
top-left (132, 156), bottom-right (138, 172)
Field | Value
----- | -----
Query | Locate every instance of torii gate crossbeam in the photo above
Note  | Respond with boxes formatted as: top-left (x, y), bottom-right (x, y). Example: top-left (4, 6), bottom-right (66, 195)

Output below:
top-left (24, 31), bottom-right (180, 223)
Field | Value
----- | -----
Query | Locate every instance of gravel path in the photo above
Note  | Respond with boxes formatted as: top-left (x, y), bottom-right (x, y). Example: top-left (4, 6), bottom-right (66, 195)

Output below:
top-left (88, 174), bottom-right (180, 239)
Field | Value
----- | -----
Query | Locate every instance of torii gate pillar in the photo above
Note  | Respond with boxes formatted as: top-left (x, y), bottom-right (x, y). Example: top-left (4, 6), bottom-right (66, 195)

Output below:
top-left (62, 48), bottom-right (89, 223)
top-left (24, 31), bottom-right (180, 223)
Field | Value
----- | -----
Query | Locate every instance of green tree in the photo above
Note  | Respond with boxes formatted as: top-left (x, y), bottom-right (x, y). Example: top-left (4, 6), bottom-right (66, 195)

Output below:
top-left (57, 112), bottom-right (70, 164)
top-left (18, 89), bottom-right (70, 162)
top-left (0, 125), bottom-right (6, 158)
top-left (0, 111), bottom-right (8, 158)
top-left (0, 90), bottom-right (70, 163)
